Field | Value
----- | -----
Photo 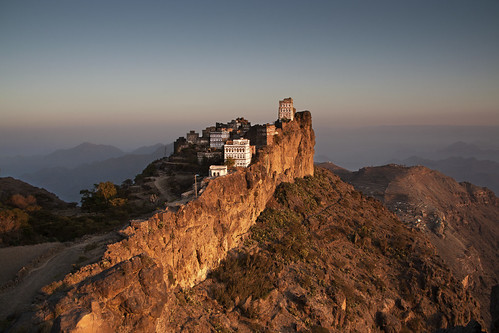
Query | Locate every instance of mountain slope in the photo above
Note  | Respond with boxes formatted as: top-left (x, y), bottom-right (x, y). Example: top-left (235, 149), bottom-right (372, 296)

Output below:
top-left (0, 143), bottom-right (125, 176)
top-left (320, 162), bottom-right (499, 329)
top-left (0, 177), bottom-right (72, 246)
top-left (23, 168), bottom-right (485, 332)
top-left (41, 142), bottom-right (125, 168)
top-left (174, 168), bottom-right (482, 332)
top-left (0, 177), bottom-right (67, 210)
top-left (392, 156), bottom-right (499, 195)
top-left (20, 143), bottom-right (173, 202)
top-left (4, 114), bottom-right (491, 332)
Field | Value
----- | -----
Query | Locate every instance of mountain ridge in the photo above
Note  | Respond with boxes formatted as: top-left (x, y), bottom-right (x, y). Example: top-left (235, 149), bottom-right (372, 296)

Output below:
top-left (320, 161), bottom-right (499, 329)
top-left (17, 111), bottom-right (315, 331)
top-left (3, 118), bottom-right (498, 331)
top-left (389, 156), bottom-right (499, 195)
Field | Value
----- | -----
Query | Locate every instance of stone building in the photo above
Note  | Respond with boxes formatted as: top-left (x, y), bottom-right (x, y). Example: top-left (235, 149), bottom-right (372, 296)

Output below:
top-left (256, 123), bottom-right (277, 147)
top-left (224, 139), bottom-right (252, 168)
top-left (278, 97), bottom-right (295, 121)
top-left (186, 130), bottom-right (199, 144)
top-left (210, 129), bottom-right (230, 149)
top-left (173, 137), bottom-right (188, 154)
top-left (209, 165), bottom-right (227, 177)
top-left (244, 123), bottom-right (277, 149)
top-left (202, 126), bottom-right (216, 139)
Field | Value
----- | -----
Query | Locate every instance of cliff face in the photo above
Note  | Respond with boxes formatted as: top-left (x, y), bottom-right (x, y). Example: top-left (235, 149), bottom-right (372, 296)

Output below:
top-left (160, 168), bottom-right (482, 332)
top-left (35, 112), bottom-right (315, 331)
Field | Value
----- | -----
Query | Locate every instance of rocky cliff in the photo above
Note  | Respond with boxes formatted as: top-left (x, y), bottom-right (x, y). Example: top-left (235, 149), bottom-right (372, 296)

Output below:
top-left (157, 167), bottom-right (482, 332)
top-left (321, 162), bottom-right (499, 330)
top-left (30, 112), bottom-right (315, 331)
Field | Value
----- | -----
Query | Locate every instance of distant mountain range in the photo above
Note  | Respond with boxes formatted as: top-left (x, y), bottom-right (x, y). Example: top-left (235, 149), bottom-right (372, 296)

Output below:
top-left (314, 125), bottom-right (499, 171)
top-left (316, 140), bottom-right (499, 195)
top-left (389, 156), bottom-right (499, 195)
top-left (392, 142), bottom-right (499, 194)
top-left (0, 142), bottom-right (173, 202)
top-left (406, 141), bottom-right (499, 163)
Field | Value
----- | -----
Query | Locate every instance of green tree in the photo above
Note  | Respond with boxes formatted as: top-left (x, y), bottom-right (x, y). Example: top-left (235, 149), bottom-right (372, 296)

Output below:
top-left (224, 157), bottom-right (235, 169)
top-left (81, 181), bottom-right (121, 211)
top-left (96, 181), bottom-right (117, 202)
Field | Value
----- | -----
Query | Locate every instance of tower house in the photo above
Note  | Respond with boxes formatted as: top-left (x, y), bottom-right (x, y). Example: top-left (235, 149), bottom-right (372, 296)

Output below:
top-left (278, 97), bottom-right (294, 121)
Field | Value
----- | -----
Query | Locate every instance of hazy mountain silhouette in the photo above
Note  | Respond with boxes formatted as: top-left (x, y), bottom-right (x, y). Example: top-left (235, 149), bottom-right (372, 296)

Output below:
top-left (424, 142), bottom-right (499, 162)
top-left (390, 156), bottom-right (499, 195)
top-left (130, 143), bottom-right (167, 155)
top-left (0, 143), bottom-right (173, 203)
top-left (313, 128), bottom-right (499, 195)
top-left (41, 142), bottom-right (125, 168)
top-left (314, 126), bottom-right (499, 170)
top-left (23, 144), bottom-right (172, 202)
top-left (0, 142), bottom-right (125, 176)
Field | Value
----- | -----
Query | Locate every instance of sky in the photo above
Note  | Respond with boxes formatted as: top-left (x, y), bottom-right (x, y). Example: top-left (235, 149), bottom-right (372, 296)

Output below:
top-left (1, 0), bottom-right (499, 155)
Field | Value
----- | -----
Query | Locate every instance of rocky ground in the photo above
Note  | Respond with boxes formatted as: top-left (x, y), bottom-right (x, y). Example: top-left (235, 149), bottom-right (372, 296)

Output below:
top-left (14, 167), bottom-right (484, 332)
top-left (320, 162), bottom-right (499, 331)
top-left (156, 168), bottom-right (485, 332)
top-left (2, 112), bottom-right (494, 332)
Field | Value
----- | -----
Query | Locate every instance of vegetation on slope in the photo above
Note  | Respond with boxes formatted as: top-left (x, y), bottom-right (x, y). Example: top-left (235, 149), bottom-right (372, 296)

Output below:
top-left (0, 176), bottom-right (160, 247)
top-left (165, 167), bottom-right (482, 332)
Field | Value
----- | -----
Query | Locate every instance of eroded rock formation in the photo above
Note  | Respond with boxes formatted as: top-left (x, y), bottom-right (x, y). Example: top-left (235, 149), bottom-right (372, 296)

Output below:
top-left (33, 112), bottom-right (315, 331)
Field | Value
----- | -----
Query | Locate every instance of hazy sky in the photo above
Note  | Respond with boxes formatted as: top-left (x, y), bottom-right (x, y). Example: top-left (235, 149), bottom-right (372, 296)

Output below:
top-left (1, 0), bottom-right (499, 155)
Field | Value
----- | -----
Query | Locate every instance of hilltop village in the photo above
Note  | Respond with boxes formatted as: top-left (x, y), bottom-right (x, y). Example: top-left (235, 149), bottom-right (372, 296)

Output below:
top-left (172, 97), bottom-right (295, 178)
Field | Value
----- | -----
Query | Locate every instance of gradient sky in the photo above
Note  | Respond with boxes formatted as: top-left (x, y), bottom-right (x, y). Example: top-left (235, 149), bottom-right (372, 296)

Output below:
top-left (1, 0), bottom-right (499, 154)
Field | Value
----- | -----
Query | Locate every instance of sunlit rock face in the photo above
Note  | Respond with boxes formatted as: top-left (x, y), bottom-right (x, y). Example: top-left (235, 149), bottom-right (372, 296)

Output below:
top-left (38, 112), bottom-right (315, 331)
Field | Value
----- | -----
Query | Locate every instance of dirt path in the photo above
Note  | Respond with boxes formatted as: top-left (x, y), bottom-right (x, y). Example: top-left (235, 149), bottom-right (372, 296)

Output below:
top-left (153, 176), bottom-right (174, 201)
top-left (0, 233), bottom-right (116, 320)
top-left (0, 242), bottom-right (61, 286)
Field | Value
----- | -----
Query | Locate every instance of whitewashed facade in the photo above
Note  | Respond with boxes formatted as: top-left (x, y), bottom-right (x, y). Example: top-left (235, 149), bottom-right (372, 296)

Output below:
top-left (224, 139), bottom-right (252, 167)
top-left (209, 165), bottom-right (228, 177)
top-left (278, 97), bottom-right (294, 121)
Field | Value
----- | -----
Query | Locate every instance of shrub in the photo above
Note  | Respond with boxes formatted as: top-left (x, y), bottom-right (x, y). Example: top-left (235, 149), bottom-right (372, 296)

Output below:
top-left (210, 252), bottom-right (279, 308)
top-left (251, 206), bottom-right (316, 263)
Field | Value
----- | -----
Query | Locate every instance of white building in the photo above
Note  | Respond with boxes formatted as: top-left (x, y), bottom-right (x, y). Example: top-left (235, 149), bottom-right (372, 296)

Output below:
top-left (209, 165), bottom-right (227, 177)
top-left (278, 97), bottom-right (294, 121)
top-left (224, 139), bottom-right (252, 168)
top-left (210, 129), bottom-right (230, 149)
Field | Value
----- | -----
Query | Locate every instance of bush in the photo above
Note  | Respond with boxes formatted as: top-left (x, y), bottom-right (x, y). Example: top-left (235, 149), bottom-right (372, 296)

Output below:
top-left (210, 252), bottom-right (279, 308)
top-left (250, 207), bottom-right (316, 263)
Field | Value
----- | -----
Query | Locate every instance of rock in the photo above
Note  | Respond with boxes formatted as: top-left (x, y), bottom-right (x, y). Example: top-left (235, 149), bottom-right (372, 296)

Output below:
top-left (462, 275), bottom-right (469, 289)
top-left (240, 295), bottom-right (252, 313)
top-left (376, 311), bottom-right (402, 333)
top-left (381, 298), bottom-right (395, 313)
top-left (32, 113), bottom-right (315, 331)
top-left (435, 319), bottom-right (485, 333)
top-left (491, 285), bottom-right (499, 333)
top-left (396, 298), bottom-right (409, 311)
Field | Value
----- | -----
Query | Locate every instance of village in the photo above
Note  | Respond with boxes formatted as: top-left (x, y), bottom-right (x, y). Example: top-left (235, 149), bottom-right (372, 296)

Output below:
top-left (172, 97), bottom-right (295, 180)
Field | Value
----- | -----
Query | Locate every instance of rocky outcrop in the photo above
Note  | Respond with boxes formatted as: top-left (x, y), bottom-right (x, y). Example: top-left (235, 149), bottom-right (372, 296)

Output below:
top-left (33, 112), bottom-right (315, 331)
top-left (124, 167), bottom-right (483, 332)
